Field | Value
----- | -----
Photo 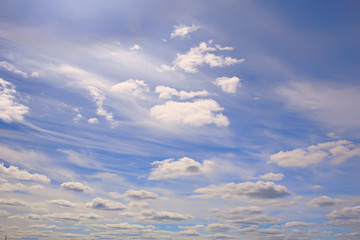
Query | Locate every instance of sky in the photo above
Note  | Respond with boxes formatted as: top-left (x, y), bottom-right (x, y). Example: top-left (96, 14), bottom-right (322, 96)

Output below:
top-left (0, 0), bottom-right (360, 239)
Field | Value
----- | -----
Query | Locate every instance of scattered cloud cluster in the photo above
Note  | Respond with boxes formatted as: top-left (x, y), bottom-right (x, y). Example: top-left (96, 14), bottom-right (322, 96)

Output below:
top-left (269, 140), bottom-right (360, 167)
top-left (149, 157), bottom-right (213, 180)
top-left (193, 181), bottom-right (290, 199)
top-left (0, 78), bottom-right (29, 123)
top-left (214, 76), bottom-right (241, 93)
top-left (0, 163), bottom-right (50, 183)
top-left (170, 24), bottom-right (199, 38)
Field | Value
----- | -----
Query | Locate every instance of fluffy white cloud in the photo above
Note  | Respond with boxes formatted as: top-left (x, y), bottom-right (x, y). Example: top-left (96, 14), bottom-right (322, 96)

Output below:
top-left (193, 181), bottom-right (290, 199)
top-left (47, 199), bottom-right (77, 207)
top-left (0, 78), bottom-right (29, 123)
top-left (307, 196), bottom-right (337, 207)
top-left (86, 197), bottom-right (127, 211)
top-left (252, 172), bottom-right (284, 181)
top-left (150, 99), bottom-right (229, 127)
top-left (327, 206), bottom-right (360, 219)
top-left (0, 163), bottom-right (50, 183)
top-left (148, 157), bottom-right (213, 180)
top-left (159, 41), bottom-right (244, 73)
top-left (137, 209), bottom-right (193, 222)
top-left (0, 61), bottom-right (28, 78)
top-left (155, 85), bottom-right (208, 100)
top-left (0, 182), bottom-right (43, 192)
top-left (111, 79), bottom-right (149, 97)
top-left (284, 221), bottom-right (314, 228)
top-left (60, 182), bottom-right (92, 192)
top-left (129, 44), bottom-right (141, 51)
top-left (170, 24), bottom-right (199, 38)
top-left (88, 117), bottom-right (99, 124)
top-left (214, 76), bottom-right (241, 93)
top-left (110, 190), bottom-right (159, 201)
top-left (268, 140), bottom-right (360, 167)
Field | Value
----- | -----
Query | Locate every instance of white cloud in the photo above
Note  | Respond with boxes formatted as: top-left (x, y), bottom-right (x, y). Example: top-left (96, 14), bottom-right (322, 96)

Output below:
top-left (137, 209), bottom-right (193, 222)
top-left (150, 99), bottom-right (229, 127)
top-left (205, 223), bottom-right (239, 233)
top-left (0, 163), bottom-right (50, 183)
top-left (228, 215), bottom-right (282, 225)
top-left (12, 212), bottom-right (104, 222)
top-left (211, 206), bottom-right (264, 219)
top-left (0, 78), bottom-right (29, 123)
top-left (110, 190), bottom-right (159, 201)
top-left (60, 182), bottom-right (92, 192)
top-left (252, 172), bottom-right (284, 181)
top-left (47, 199), bottom-right (77, 207)
top-left (155, 85), bottom-right (209, 100)
top-left (86, 197), bottom-right (127, 210)
top-left (284, 221), bottom-right (314, 228)
top-left (0, 61), bottom-right (28, 78)
top-left (214, 76), bottom-right (241, 93)
top-left (307, 196), bottom-right (337, 207)
top-left (170, 24), bottom-right (199, 38)
top-left (277, 81), bottom-right (360, 128)
top-left (193, 181), bottom-right (290, 199)
top-left (73, 108), bottom-right (82, 123)
top-left (0, 198), bottom-right (30, 207)
top-left (88, 118), bottom-right (99, 124)
top-left (0, 182), bottom-right (43, 192)
top-left (327, 206), bottom-right (360, 219)
top-left (149, 157), bottom-right (213, 180)
top-left (268, 140), bottom-right (360, 167)
top-left (215, 44), bottom-right (234, 51)
top-left (310, 185), bottom-right (323, 190)
top-left (111, 79), bottom-right (149, 97)
top-left (159, 41), bottom-right (244, 73)
top-left (129, 44), bottom-right (141, 51)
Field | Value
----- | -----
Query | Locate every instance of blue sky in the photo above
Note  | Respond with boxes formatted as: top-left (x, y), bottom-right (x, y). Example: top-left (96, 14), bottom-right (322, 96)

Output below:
top-left (0, 1), bottom-right (360, 239)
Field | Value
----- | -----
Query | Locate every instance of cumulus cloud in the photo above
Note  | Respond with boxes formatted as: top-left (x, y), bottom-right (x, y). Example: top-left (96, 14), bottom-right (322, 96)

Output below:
top-left (155, 85), bottom-right (208, 100)
top-left (214, 76), bottom-right (241, 93)
top-left (86, 197), bottom-right (127, 211)
top-left (170, 24), bottom-right (199, 38)
top-left (137, 209), bottom-right (193, 222)
top-left (110, 190), bottom-right (159, 201)
top-left (111, 79), bottom-right (149, 97)
top-left (327, 206), bottom-right (360, 219)
top-left (148, 157), bottom-right (213, 180)
top-left (0, 163), bottom-right (50, 183)
top-left (193, 181), bottom-right (290, 199)
top-left (129, 44), bottom-right (141, 51)
top-left (251, 172), bottom-right (284, 181)
top-left (0, 78), bottom-right (29, 123)
top-left (284, 221), bottom-right (314, 228)
top-left (0, 61), bottom-right (28, 78)
top-left (60, 182), bottom-right (92, 192)
top-left (88, 118), bottom-right (99, 124)
top-left (159, 41), bottom-right (244, 73)
top-left (0, 182), bottom-right (43, 192)
top-left (268, 140), bottom-right (360, 167)
top-left (47, 199), bottom-right (77, 207)
top-left (150, 99), bottom-right (229, 127)
top-left (307, 196), bottom-right (338, 207)
top-left (211, 206), bottom-right (264, 219)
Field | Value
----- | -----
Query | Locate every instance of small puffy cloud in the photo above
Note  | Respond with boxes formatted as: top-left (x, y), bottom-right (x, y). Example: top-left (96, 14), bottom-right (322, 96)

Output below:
top-left (150, 99), bottom-right (229, 127)
top-left (149, 157), bottom-right (213, 180)
top-left (327, 206), bottom-right (360, 219)
top-left (73, 113), bottom-right (82, 123)
top-left (111, 79), bottom-right (149, 97)
top-left (0, 163), bottom-right (50, 183)
top-left (129, 44), bottom-right (141, 51)
top-left (251, 172), bottom-right (284, 181)
top-left (0, 61), bottom-right (28, 78)
top-left (110, 190), bottom-right (159, 201)
top-left (88, 118), bottom-right (99, 124)
top-left (60, 182), bottom-right (92, 192)
top-left (307, 196), bottom-right (337, 207)
top-left (268, 140), bottom-right (360, 167)
top-left (205, 223), bottom-right (239, 233)
top-left (214, 76), bottom-right (241, 93)
top-left (170, 24), bottom-right (199, 38)
top-left (86, 197), bottom-right (127, 211)
top-left (47, 199), bottom-right (77, 207)
top-left (155, 85), bottom-right (209, 100)
top-left (138, 209), bottom-right (193, 222)
top-left (327, 132), bottom-right (340, 139)
top-left (0, 78), bottom-right (29, 123)
top-left (159, 41), bottom-right (244, 73)
top-left (284, 221), bottom-right (314, 228)
top-left (193, 181), bottom-right (290, 199)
